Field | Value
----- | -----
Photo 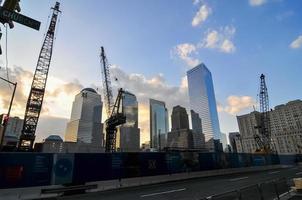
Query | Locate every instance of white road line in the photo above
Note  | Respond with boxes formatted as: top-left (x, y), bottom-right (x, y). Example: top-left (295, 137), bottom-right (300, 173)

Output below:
top-left (296, 172), bottom-right (302, 175)
top-left (229, 177), bottom-right (249, 182)
top-left (268, 171), bottom-right (280, 174)
top-left (140, 188), bottom-right (186, 198)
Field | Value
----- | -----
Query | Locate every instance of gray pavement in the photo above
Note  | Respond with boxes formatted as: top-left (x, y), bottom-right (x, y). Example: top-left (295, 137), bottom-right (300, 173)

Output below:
top-left (57, 166), bottom-right (302, 200)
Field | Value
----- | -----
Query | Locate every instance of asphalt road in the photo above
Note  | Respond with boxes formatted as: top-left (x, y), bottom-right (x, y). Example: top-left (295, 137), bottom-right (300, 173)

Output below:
top-left (58, 166), bottom-right (302, 200)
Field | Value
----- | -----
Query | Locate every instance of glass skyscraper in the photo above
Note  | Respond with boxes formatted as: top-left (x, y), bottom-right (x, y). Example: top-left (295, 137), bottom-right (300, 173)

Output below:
top-left (117, 91), bottom-right (140, 152)
top-left (65, 88), bottom-right (103, 147)
top-left (187, 63), bottom-right (221, 141)
top-left (149, 99), bottom-right (169, 150)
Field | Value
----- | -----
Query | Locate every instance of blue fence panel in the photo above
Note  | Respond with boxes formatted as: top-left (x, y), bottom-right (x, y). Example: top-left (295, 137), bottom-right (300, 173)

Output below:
top-left (139, 153), bottom-right (168, 177)
top-left (252, 154), bottom-right (266, 166)
top-left (228, 153), bottom-right (240, 168)
top-left (121, 153), bottom-right (141, 178)
top-left (198, 153), bottom-right (215, 170)
top-left (166, 152), bottom-right (186, 174)
top-left (0, 153), bottom-right (53, 189)
top-left (72, 153), bottom-right (112, 184)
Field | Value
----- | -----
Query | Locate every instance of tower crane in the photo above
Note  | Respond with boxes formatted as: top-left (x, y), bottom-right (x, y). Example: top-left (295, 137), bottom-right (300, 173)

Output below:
top-left (100, 47), bottom-right (126, 152)
top-left (18, 2), bottom-right (61, 151)
top-left (254, 74), bottom-right (273, 154)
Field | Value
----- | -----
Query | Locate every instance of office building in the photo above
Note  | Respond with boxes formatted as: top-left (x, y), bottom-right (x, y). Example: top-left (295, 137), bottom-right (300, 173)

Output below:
top-left (237, 100), bottom-right (302, 154)
top-left (220, 132), bottom-right (228, 150)
top-left (65, 88), bottom-right (103, 150)
top-left (187, 63), bottom-right (221, 142)
top-left (191, 110), bottom-right (205, 149)
top-left (149, 99), bottom-right (169, 150)
top-left (0, 115), bottom-right (23, 146)
top-left (117, 91), bottom-right (140, 152)
top-left (167, 106), bottom-right (194, 149)
top-left (228, 132), bottom-right (240, 152)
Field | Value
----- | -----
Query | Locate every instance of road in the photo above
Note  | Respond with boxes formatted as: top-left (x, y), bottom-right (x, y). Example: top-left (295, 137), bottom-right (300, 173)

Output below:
top-left (57, 166), bottom-right (302, 200)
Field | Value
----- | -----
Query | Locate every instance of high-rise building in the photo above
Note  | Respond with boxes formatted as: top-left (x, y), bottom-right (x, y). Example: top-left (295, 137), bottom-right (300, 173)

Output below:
top-left (167, 105), bottom-right (194, 149)
top-left (220, 132), bottom-right (228, 150)
top-left (237, 100), bottom-right (302, 154)
top-left (190, 110), bottom-right (205, 149)
top-left (65, 88), bottom-right (103, 150)
top-left (228, 132), bottom-right (240, 152)
top-left (0, 115), bottom-right (23, 146)
top-left (149, 99), bottom-right (169, 150)
top-left (117, 91), bottom-right (140, 152)
top-left (187, 63), bottom-right (221, 142)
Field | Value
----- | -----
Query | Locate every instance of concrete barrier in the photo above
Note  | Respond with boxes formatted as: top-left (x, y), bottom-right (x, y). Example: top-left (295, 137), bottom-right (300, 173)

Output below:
top-left (0, 165), bottom-right (289, 199)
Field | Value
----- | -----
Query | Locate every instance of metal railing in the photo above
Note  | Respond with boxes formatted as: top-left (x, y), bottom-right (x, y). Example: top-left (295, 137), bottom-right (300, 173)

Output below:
top-left (203, 178), bottom-right (291, 200)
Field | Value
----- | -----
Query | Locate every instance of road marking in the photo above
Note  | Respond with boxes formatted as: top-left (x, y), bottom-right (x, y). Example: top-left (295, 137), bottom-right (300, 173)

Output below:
top-left (268, 171), bottom-right (280, 174)
top-left (140, 188), bottom-right (186, 197)
top-left (296, 172), bottom-right (302, 175)
top-left (229, 177), bottom-right (249, 181)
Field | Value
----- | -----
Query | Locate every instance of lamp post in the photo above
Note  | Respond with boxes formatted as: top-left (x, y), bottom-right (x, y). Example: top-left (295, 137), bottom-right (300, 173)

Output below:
top-left (0, 76), bottom-right (17, 150)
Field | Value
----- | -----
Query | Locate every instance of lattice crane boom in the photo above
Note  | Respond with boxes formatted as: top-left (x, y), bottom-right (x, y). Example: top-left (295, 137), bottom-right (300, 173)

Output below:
top-left (100, 46), bottom-right (113, 117)
top-left (18, 2), bottom-right (61, 151)
top-left (99, 47), bottom-right (126, 152)
top-left (254, 74), bottom-right (272, 153)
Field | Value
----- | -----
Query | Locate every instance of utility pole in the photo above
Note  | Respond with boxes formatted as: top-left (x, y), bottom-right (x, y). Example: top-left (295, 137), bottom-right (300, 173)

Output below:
top-left (0, 76), bottom-right (17, 150)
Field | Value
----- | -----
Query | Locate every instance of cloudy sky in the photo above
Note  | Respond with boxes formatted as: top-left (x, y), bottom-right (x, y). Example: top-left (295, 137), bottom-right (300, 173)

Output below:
top-left (0, 0), bottom-right (301, 144)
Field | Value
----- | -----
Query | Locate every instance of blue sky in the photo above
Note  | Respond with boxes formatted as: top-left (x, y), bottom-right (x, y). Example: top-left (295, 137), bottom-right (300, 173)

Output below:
top-left (0, 0), bottom-right (301, 143)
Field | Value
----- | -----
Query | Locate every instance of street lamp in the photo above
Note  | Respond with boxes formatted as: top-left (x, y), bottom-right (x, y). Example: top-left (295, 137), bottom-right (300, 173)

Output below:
top-left (0, 76), bottom-right (17, 150)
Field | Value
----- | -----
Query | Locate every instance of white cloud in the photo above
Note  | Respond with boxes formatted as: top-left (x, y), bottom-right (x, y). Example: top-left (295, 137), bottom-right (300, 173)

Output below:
top-left (172, 43), bottom-right (200, 67)
top-left (249, 0), bottom-right (267, 6)
top-left (192, 4), bottom-right (212, 27)
top-left (290, 35), bottom-right (302, 49)
top-left (218, 95), bottom-right (256, 115)
top-left (199, 26), bottom-right (236, 53)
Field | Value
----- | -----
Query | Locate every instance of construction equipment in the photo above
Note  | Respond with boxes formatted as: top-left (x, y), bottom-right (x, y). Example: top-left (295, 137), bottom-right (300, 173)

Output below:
top-left (100, 47), bottom-right (126, 152)
top-left (254, 74), bottom-right (272, 154)
top-left (18, 2), bottom-right (61, 151)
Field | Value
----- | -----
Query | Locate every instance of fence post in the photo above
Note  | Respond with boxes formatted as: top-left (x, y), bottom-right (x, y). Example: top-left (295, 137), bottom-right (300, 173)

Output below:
top-left (237, 189), bottom-right (242, 200)
top-left (273, 181), bottom-right (280, 200)
top-left (257, 183), bottom-right (264, 200)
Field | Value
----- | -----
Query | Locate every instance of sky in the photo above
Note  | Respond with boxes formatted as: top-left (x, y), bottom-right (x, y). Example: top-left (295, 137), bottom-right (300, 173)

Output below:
top-left (0, 0), bottom-right (301, 144)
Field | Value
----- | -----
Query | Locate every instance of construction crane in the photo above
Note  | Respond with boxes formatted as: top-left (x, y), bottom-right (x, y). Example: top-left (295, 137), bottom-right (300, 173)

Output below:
top-left (100, 47), bottom-right (126, 152)
top-left (254, 74), bottom-right (272, 154)
top-left (18, 2), bottom-right (61, 151)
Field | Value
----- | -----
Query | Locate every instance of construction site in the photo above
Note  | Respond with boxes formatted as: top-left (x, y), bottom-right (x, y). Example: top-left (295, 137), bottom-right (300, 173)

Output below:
top-left (0, 1), bottom-right (302, 199)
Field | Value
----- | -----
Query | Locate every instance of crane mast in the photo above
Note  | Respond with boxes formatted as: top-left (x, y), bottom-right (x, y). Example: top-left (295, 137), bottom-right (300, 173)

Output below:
top-left (254, 74), bottom-right (272, 153)
top-left (18, 2), bottom-right (61, 151)
top-left (100, 47), bottom-right (126, 152)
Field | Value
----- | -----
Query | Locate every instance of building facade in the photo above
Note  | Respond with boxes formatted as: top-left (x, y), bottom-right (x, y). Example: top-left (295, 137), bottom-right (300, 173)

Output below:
top-left (117, 91), bottom-right (140, 152)
top-left (190, 110), bottom-right (205, 149)
top-left (149, 99), bottom-right (169, 150)
top-left (167, 106), bottom-right (194, 149)
top-left (187, 63), bottom-right (221, 142)
top-left (0, 115), bottom-right (23, 146)
top-left (65, 88), bottom-right (103, 149)
top-left (237, 100), bottom-right (302, 154)
top-left (228, 132), bottom-right (240, 153)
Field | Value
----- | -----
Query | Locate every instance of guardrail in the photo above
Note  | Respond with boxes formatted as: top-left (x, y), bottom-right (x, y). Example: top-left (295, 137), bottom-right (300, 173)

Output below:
top-left (203, 178), bottom-right (291, 200)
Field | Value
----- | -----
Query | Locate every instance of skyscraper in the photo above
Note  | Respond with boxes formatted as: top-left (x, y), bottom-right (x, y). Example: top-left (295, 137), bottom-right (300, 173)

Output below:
top-left (190, 110), bottom-right (205, 149)
top-left (167, 105), bottom-right (193, 149)
top-left (187, 63), bottom-right (221, 142)
top-left (65, 88), bottom-right (103, 148)
top-left (117, 91), bottom-right (140, 152)
top-left (149, 99), bottom-right (169, 150)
